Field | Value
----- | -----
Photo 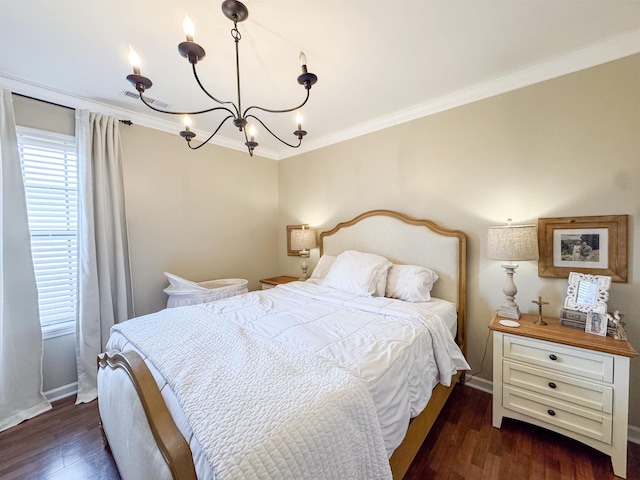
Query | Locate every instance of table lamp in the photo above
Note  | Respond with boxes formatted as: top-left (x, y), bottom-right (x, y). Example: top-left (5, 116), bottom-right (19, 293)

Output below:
top-left (290, 226), bottom-right (317, 279)
top-left (487, 220), bottom-right (538, 319)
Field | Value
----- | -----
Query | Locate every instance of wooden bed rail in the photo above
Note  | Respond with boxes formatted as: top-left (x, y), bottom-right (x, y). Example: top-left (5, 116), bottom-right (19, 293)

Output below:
top-left (98, 351), bottom-right (197, 480)
top-left (389, 371), bottom-right (462, 479)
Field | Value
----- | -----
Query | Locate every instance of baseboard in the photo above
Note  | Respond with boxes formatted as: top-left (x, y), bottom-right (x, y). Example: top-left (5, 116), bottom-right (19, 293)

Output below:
top-left (463, 373), bottom-right (493, 394)
top-left (629, 425), bottom-right (640, 445)
top-left (44, 382), bottom-right (77, 403)
top-left (463, 373), bottom-right (640, 445)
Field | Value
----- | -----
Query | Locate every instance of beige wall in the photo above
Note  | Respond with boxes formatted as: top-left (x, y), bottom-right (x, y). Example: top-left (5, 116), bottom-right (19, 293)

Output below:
top-left (12, 94), bottom-right (75, 135)
top-left (277, 54), bottom-right (640, 426)
top-left (119, 125), bottom-right (280, 316)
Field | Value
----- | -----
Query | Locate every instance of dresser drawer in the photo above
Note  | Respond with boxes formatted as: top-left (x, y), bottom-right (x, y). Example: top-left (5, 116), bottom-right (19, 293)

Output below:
top-left (503, 385), bottom-right (612, 444)
top-left (503, 360), bottom-right (613, 413)
top-left (503, 335), bottom-right (613, 383)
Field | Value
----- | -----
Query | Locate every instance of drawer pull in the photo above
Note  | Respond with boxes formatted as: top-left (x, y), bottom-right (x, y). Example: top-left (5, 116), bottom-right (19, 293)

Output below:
top-left (548, 382), bottom-right (557, 389)
top-left (549, 354), bottom-right (558, 361)
top-left (547, 409), bottom-right (556, 417)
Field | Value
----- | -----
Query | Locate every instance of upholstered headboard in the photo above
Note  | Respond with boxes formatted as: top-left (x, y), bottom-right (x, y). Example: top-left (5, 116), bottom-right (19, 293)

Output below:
top-left (319, 210), bottom-right (467, 349)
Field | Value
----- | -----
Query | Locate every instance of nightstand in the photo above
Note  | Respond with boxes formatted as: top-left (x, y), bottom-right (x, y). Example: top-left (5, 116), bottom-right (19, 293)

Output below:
top-left (489, 312), bottom-right (637, 479)
top-left (259, 275), bottom-right (299, 290)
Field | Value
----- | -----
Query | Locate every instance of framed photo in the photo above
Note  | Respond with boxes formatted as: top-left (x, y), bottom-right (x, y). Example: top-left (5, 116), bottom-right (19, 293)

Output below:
top-left (538, 215), bottom-right (628, 282)
top-left (585, 311), bottom-right (608, 336)
top-left (564, 271), bottom-right (611, 314)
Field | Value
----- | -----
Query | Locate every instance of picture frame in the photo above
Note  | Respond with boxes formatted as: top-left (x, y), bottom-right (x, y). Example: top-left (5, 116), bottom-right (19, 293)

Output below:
top-left (564, 271), bottom-right (611, 314)
top-left (585, 311), bottom-right (608, 336)
top-left (538, 215), bottom-right (628, 282)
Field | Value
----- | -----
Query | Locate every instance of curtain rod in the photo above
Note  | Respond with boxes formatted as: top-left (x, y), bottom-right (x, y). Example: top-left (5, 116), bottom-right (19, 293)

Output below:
top-left (12, 92), bottom-right (133, 125)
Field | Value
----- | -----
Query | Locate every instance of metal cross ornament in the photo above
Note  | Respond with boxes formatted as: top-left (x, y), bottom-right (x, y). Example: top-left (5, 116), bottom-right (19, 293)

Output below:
top-left (532, 296), bottom-right (549, 325)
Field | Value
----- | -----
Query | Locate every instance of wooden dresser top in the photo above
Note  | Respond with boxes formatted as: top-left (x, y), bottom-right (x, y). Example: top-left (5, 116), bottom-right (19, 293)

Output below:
top-left (489, 312), bottom-right (637, 358)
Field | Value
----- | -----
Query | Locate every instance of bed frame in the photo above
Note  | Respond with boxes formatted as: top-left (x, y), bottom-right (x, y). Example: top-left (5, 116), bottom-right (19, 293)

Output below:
top-left (97, 209), bottom-right (467, 480)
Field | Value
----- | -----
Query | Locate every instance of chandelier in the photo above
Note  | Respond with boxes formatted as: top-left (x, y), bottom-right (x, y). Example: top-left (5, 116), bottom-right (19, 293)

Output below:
top-left (126, 0), bottom-right (318, 156)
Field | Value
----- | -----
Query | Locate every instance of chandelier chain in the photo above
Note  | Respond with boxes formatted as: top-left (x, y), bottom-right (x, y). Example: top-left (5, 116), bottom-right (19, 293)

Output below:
top-left (231, 23), bottom-right (241, 42)
top-left (234, 23), bottom-right (243, 126)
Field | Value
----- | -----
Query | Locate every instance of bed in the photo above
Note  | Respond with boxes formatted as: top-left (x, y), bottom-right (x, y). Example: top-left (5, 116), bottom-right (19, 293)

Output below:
top-left (97, 209), bottom-right (469, 479)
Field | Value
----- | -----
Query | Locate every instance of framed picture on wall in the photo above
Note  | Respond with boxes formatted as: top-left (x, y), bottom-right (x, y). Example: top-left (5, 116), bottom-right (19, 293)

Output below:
top-left (538, 215), bottom-right (628, 282)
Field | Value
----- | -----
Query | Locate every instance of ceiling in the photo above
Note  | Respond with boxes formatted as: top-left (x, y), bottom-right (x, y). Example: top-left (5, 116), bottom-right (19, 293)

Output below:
top-left (1, 1), bottom-right (639, 160)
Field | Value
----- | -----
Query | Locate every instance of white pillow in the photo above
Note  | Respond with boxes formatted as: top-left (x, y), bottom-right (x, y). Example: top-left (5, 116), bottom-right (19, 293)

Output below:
top-left (322, 250), bottom-right (391, 297)
top-left (371, 263), bottom-right (389, 297)
top-left (308, 254), bottom-right (336, 282)
top-left (385, 264), bottom-right (439, 302)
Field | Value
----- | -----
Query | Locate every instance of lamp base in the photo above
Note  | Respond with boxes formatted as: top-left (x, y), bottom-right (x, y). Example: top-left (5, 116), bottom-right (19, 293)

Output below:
top-left (299, 250), bottom-right (310, 280)
top-left (498, 263), bottom-right (521, 320)
top-left (498, 304), bottom-right (521, 320)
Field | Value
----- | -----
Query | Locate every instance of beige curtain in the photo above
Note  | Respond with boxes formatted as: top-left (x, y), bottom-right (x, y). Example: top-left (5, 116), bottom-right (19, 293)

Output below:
top-left (75, 110), bottom-right (133, 404)
top-left (0, 90), bottom-right (51, 431)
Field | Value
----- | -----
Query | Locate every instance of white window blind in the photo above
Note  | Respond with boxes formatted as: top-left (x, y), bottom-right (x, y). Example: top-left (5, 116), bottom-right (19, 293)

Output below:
top-left (17, 127), bottom-right (78, 334)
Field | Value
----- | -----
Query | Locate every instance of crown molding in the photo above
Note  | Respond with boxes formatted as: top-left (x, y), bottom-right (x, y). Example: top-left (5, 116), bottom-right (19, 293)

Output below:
top-left (278, 30), bottom-right (640, 160)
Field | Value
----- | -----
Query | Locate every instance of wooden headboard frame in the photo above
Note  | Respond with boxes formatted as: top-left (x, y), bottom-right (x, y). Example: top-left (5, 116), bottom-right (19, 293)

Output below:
top-left (319, 209), bottom-right (467, 352)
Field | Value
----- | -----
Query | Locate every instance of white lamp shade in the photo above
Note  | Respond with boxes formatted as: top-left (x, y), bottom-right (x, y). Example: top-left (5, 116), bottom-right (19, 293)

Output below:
top-left (291, 228), bottom-right (317, 251)
top-left (487, 224), bottom-right (538, 262)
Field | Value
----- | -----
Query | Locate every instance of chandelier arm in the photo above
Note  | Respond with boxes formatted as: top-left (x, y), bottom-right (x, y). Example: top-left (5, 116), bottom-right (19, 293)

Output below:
top-left (139, 92), bottom-right (236, 117)
top-left (243, 89), bottom-right (311, 117)
top-left (246, 115), bottom-right (303, 149)
top-left (191, 64), bottom-right (240, 117)
top-left (186, 115), bottom-right (235, 150)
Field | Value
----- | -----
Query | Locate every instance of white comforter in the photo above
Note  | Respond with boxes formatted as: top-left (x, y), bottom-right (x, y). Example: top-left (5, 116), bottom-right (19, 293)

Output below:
top-left (107, 281), bottom-right (469, 480)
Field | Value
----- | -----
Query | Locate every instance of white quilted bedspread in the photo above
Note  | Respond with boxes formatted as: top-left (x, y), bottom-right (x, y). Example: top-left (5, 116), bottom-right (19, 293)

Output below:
top-left (111, 304), bottom-right (393, 480)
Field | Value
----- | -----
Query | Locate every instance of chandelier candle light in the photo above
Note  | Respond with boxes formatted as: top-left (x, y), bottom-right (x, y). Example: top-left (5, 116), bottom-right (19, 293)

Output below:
top-left (126, 0), bottom-right (318, 156)
top-left (487, 220), bottom-right (539, 320)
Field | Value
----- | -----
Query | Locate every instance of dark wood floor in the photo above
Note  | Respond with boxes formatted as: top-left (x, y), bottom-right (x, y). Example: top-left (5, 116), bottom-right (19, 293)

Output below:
top-left (0, 398), bottom-right (119, 480)
top-left (0, 385), bottom-right (637, 479)
top-left (404, 385), bottom-right (639, 480)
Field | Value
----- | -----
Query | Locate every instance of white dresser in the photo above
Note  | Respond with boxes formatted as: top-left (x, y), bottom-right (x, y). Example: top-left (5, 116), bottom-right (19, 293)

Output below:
top-left (490, 313), bottom-right (637, 479)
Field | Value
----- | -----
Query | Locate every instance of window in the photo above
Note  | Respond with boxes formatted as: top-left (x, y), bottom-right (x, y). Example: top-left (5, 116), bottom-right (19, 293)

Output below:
top-left (17, 126), bottom-right (77, 338)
